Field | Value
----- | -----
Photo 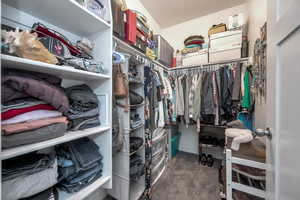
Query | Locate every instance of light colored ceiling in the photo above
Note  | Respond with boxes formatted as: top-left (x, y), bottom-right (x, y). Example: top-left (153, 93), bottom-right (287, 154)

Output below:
top-left (140, 0), bottom-right (246, 28)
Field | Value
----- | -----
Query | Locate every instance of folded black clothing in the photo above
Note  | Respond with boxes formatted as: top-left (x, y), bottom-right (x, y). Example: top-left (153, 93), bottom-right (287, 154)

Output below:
top-left (129, 90), bottom-right (144, 105)
top-left (130, 137), bottom-right (144, 153)
top-left (130, 154), bottom-right (144, 182)
top-left (65, 84), bottom-right (100, 130)
top-left (2, 152), bottom-right (55, 182)
top-left (20, 187), bottom-right (58, 200)
top-left (68, 116), bottom-right (101, 131)
top-left (66, 84), bottom-right (99, 115)
top-left (2, 69), bottom-right (69, 114)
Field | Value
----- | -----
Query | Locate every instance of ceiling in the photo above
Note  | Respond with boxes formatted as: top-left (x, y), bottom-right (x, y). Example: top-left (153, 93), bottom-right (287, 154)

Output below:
top-left (140, 0), bottom-right (246, 28)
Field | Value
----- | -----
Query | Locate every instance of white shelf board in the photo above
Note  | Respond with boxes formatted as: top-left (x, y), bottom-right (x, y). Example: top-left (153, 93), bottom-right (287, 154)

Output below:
top-left (1, 126), bottom-right (110, 160)
top-left (129, 180), bottom-right (145, 200)
top-left (4, 0), bottom-right (111, 36)
top-left (58, 175), bottom-right (111, 200)
top-left (1, 54), bottom-right (110, 81)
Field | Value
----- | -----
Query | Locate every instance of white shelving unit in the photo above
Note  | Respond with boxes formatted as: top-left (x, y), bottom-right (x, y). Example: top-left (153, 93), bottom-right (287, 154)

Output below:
top-left (111, 37), bottom-right (170, 200)
top-left (1, 0), bottom-right (113, 199)
top-left (226, 149), bottom-right (267, 200)
top-left (108, 56), bottom-right (146, 200)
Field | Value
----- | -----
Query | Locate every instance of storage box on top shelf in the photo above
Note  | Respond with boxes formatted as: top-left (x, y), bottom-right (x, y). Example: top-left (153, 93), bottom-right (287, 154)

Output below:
top-left (154, 35), bottom-right (174, 67)
top-left (111, 0), bottom-right (126, 39)
top-left (209, 29), bottom-right (243, 50)
top-left (182, 48), bottom-right (209, 67)
top-left (125, 9), bottom-right (137, 45)
top-left (209, 29), bottom-right (248, 63)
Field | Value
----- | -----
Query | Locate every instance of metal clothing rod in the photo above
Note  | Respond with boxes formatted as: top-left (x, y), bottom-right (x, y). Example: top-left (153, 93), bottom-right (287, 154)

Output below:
top-left (169, 57), bottom-right (249, 71)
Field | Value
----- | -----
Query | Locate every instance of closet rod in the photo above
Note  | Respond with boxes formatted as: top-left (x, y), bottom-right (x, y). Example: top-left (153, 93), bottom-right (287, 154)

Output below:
top-left (113, 36), bottom-right (169, 71)
top-left (169, 57), bottom-right (249, 71)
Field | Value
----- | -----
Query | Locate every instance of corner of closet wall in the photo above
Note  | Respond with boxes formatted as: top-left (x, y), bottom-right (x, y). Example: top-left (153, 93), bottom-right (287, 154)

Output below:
top-left (246, 0), bottom-right (267, 130)
top-left (160, 4), bottom-right (249, 51)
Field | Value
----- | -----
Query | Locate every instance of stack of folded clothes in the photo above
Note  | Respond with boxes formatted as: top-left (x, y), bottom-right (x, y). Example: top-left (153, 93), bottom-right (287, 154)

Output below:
top-left (2, 151), bottom-right (58, 200)
top-left (1, 69), bottom-right (69, 149)
top-left (181, 35), bottom-right (205, 55)
top-left (130, 154), bottom-right (145, 182)
top-left (56, 138), bottom-right (103, 193)
top-left (130, 111), bottom-right (143, 129)
top-left (65, 84), bottom-right (101, 131)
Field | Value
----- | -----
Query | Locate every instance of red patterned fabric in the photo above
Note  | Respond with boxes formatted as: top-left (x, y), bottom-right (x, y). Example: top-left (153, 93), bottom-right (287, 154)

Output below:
top-left (2, 104), bottom-right (55, 120)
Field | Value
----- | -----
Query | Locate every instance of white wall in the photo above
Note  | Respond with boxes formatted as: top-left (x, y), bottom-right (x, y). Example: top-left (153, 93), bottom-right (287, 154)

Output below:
top-left (247, 0), bottom-right (267, 56)
top-left (125, 0), bottom-right (161, 34)
top-left (247, 0), bottom-right (267, 129)
top-left (161, 4), bottom-right (248, 51)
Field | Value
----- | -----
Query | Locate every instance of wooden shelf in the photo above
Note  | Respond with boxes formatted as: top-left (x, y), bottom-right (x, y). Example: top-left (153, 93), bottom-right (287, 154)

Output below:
top-left (1, 126), bottom-right (110, 160)
top-left (1, 54), bottom-right (110, 81)
top-left (58, 175), bottom-right (111, 200)
top-left (5, 0), bottom-right (111, 36)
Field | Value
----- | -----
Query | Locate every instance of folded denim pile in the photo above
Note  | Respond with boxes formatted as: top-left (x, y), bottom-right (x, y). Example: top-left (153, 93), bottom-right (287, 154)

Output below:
top-left (130, 111), bottom-right (143, 129)
top-left (130, 137), bottom-right (144, 153)
top-left (65, 84), bottom-right (101, 131)
top-left (2, 152), bottom-right (58, 200)
top-left (56, 138), bottom-right (103, 193)
top-left (1, 69), bottom-right (69, 149)
top-left (130, 154), bottom-right (145, 182)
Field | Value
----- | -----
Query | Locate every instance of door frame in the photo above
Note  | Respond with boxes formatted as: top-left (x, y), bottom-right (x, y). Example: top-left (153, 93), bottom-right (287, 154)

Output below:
top-left (266, 1), bottom-right (300, 199)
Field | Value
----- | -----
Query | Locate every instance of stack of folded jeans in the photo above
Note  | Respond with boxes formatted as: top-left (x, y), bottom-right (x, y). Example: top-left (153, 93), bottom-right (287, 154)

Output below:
top-left (2, 152), bottom-right (58, 200)
top-left (130, 154), bottom-right (145, 182)
top-left (56, 138), bottom-right (103, 193)
top-left (65, 84), bottom-right (101, 130)
top-left (130, 111), bottom-right (143, 129)
top-left (1, 69), bottom-right (69, 149)
top-left (130, 137), bottom-right (144, 153)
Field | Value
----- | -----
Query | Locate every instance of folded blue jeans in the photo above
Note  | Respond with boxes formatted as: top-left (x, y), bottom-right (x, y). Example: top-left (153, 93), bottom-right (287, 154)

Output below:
top-left (2, 153), bottom-right (55, 181)
top-left (59, 162), bottom-right (103, 193)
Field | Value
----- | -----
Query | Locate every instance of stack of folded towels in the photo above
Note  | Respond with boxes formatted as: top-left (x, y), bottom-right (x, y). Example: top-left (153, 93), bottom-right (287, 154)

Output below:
top-left (66, 84), bottom-right (101, 131)
top-left (1, 69), bottom-right (69, 149)
top-left (181, 35), bottom-right (205, 55)
top-left (2, 151), bottom-right (58, 200)
top-left (56, 138), bottom-right (103, 193)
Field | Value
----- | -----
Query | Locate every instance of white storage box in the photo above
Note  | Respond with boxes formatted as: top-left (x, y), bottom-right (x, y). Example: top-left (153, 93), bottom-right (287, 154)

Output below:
top-left (209, 46), bottom-right (241, 63)
top-left (210, 30), bottom-right (242, 50)
top-left (182, 49), bottom-right (208, 67)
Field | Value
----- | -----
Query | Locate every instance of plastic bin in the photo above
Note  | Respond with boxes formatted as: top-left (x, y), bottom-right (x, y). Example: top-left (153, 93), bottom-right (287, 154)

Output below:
top-left (171, 132), bottom-right (181, 158)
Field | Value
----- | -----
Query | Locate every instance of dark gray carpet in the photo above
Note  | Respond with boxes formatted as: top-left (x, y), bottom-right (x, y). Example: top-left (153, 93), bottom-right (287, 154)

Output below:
top-left (151, 151), bottom-right (220, 200)
top-left (105, 151), bottom-right (220, 200)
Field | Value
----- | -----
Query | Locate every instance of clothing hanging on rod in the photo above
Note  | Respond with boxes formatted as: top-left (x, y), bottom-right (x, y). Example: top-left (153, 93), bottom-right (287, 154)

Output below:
top-left (169, 59), bottom-right (254, 129)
